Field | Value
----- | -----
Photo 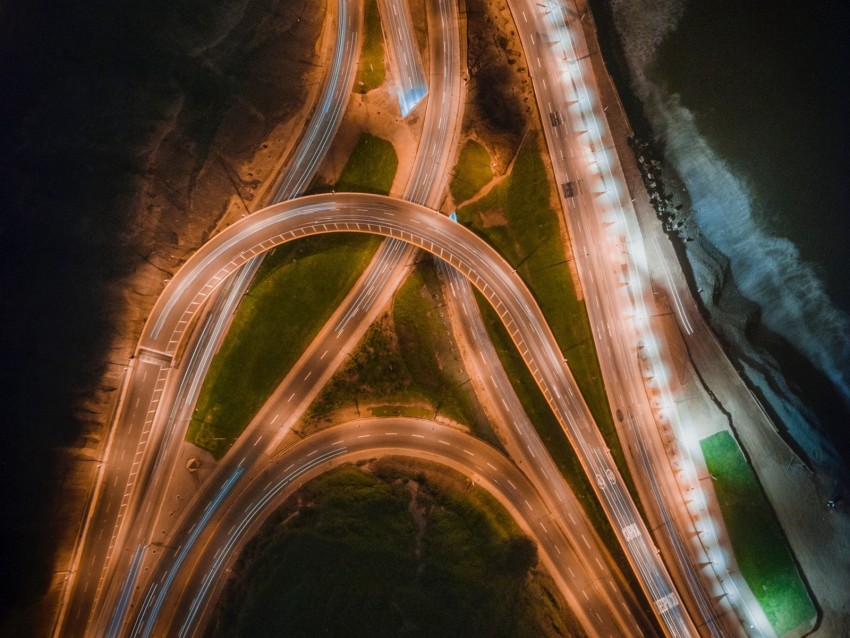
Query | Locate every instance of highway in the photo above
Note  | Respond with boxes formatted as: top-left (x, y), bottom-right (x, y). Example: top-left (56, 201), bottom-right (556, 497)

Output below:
top-left (127, 191), bottom-right (692, 635)
top-left (377, 0), bottom-right (428, 116)
top-left (52, 1), bottom-right (365, 635)
top-left (438, 260), bottom-right (653, 636)
top-left (134, 418), bottom-right (627, 638)
top-left (52, 1), bottom-right (757, 636)
top-left (124, 2), bottom-right (655, 634)
top-left (104, 1), bottom-right (468, 635)
top-left (506, 0), bottom-right (761, 634)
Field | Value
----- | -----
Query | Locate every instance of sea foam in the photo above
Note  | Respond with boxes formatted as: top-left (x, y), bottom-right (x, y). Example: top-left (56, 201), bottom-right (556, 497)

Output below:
top-left (658, 97), bottom-right (850, 402)
top-left (609, 0), bottom-right (850, 409)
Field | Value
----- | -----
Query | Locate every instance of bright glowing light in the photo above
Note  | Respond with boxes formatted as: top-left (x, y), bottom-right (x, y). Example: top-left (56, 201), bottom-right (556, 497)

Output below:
top-left (397, 83), bottom-right (428, 117)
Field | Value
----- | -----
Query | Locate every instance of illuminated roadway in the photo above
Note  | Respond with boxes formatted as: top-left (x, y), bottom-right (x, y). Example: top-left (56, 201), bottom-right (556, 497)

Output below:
top-left (130, 191), bottom-right (694, 635)
top-left (508, 0), bottom-right (759, 634)
top-left (141, 419), bottom-right (631, 638)
top-left (377, 0), bottom-right (428, 115)
top-left (439, 260), bottom-right (652, 636)
top-left (123, 2), bottom-right (655, 634)
top-left (52, 1), bottom-right (365, 635)
top-left (84, 1), bottom-right (483, 635)
top-left (53, 1), bottom-right (748, 636)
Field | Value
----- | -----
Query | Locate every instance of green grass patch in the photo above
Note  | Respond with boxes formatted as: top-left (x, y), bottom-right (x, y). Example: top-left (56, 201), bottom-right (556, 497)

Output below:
top-left (188, 235), bottom-right (381, 458)
top-left (458, 133), bottom-right (608, 429)
top-left (457, 132), bottom-right (639, 511)
top-left (354, 0), bottom-right (385, 92)
top-left (701, 432), bottom-right (815, 635)
top-left (208, 462), bottom-right (583, 638)
top-left (306, 258), bottom-right (499, 446)
top-left (336, 133), bottom-right (397, 194)
top-left (188, 134), bottom-right (398, 458)
top-left (449, 140), bottom-right (493, 204)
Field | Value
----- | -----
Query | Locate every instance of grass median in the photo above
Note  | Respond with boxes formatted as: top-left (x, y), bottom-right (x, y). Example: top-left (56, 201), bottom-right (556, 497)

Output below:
top-left (354, 0), bottom-right (385, 92)
top-left (305, 257), bottom-right (499, 446)
top-left (457, 132), bottom-right (638, 505)
top-left (701, 432), bottom-right (815, 635)
top-left (188, 133), bottom-right (397, 458)
top-left (208, 461), bottom-right (582, 638)
top-left (449, 139), bottom-right (493, 204)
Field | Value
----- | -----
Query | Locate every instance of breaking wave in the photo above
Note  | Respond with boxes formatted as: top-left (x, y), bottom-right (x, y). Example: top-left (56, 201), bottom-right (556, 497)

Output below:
top-left (608, 0), bottom-right (850, 405)
top-left (657, 97), bottom-right (850, 402)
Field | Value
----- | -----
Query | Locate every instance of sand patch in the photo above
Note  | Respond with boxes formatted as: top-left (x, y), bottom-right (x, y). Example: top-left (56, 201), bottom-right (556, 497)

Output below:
top-left (479, 209), bottom-right (508, 228)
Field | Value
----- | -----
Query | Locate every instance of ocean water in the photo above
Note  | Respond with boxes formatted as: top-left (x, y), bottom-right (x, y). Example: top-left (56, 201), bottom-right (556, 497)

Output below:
top-left (604, 0), bottom-right (850, 468)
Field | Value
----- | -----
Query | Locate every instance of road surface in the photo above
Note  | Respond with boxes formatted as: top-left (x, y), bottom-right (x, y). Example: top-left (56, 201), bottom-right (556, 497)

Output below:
top-left (52, 1), bottom-right (365, 635)
top-left (130, 190), bottom-right (694, 635)
top-left (378, 0), bottom-right (428, 116)
top-left (136, 418), bottom-right (631, 638)
top-left (507, 0), bottom-right (762, 634)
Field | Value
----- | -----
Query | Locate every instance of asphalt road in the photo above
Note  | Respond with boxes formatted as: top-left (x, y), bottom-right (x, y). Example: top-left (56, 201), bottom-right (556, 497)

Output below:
top-left (137, 418), bottom-right (629, 638)
top-left (54, 1), bottom-right (752, 636)
top-left (128, 190), bottom-right (691, 635)
top-left (507, 0), bottom-right (759, 634)
top-left (52, 1), bottom-right (364, 635)
top-left (438, 260), bottom-right (653, 636)
top-left (79, 2), bottom-right (466, 635)
top-left (125, 2), bottom-right (654, 634)
top-left (378, 0), bottom-right (428, 116)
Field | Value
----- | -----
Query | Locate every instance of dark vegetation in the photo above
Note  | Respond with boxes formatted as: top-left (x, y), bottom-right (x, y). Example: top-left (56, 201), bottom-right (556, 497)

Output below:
top-left (207, 461), bottom-right (581, 638)
top-left (464, 0), bottom-right (531, 161)
top-left (306, 258), bottom-right (499, 446)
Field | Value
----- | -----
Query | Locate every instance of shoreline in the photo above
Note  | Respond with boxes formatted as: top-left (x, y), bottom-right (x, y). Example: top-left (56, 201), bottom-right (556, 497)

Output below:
top-left (584, 0), bottom-right (849, 487)
top-left (580, 0), bottom-right (850, 631)
top-left (4, 0), bottom-right (845, 634)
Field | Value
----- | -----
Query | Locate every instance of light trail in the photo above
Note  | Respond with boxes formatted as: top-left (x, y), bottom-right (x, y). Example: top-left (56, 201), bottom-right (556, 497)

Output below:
top-left (135, 466), bottom-right (244, 638)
